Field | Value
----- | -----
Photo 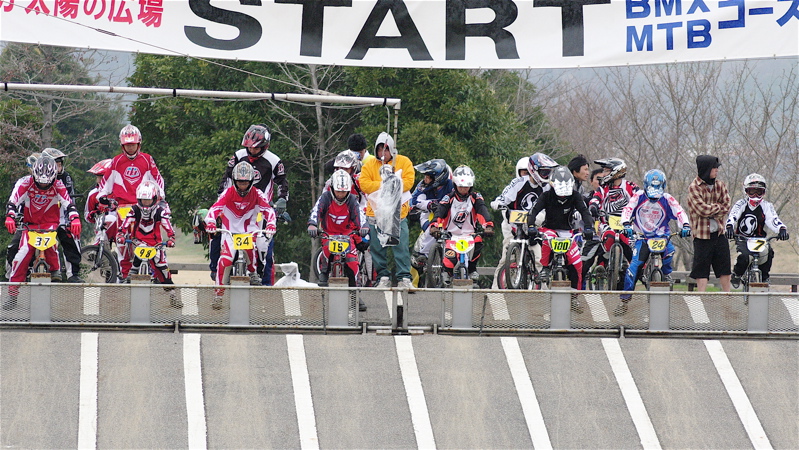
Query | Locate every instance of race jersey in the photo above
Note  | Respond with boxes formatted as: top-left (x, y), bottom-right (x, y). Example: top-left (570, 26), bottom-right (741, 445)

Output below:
top-left (492, 176), bottom-right (548, 217)
top-left (98, 152), bottom-right (165, 205)
top-left (528, 189), bottom-right (591, 232)
top-left (119, 205), bottom-right (176, 246)
top-left (5, 176), bottom-right (77, 229)
top-left (219, 148), bottom-right (288, 203)
top-left (725, 199), bottom-right (785, 238)
top-left (621, 192), bottom-right (690, 237)
top-left (206, 186), bottom-right (277, 234)
top-left (411, 179), bottom-right (454, 211)
top-left (589, 179), bottom-right (642, 218)
top-left (433, 191), bottom-right (493, 236)
top-left (308, 191), bottom-right (366, 235)
top-left (323, 174), bottom-right (366, 210)
top-left (84, 185), bottom-right (102, 222)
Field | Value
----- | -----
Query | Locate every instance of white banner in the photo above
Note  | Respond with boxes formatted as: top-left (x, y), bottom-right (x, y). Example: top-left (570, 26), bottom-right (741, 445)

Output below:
top-left (0, 0), bottom-right (796, 69)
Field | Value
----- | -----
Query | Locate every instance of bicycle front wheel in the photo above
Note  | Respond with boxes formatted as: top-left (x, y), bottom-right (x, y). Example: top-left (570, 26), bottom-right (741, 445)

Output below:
top-left (504, 243), bottom-right (524, 289)
top-left (590, 265), bottom-right (607, 290)
top-left (608, 243), bottom-right (623, 291)
top-left (80, 245), bottom-right (118, 283)
top-left (426, 245), bottom-right (444, 288)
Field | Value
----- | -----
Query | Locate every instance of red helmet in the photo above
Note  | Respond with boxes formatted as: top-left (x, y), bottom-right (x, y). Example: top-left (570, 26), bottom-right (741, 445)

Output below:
top-left (119, 124), bottom-right (142, 145)
top-left (87, 159), bottom-right (113, 176)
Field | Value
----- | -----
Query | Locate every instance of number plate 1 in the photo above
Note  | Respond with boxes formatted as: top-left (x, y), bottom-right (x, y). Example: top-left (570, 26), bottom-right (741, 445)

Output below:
top-left (551, 238), bottom-right (571, 253)
top-left (647, 238), bottom-right (667, 252)
top-left (134, 246), bottom-right (158, 260)
top-left (233, 233), bottom-right (253, 250)
top-left (28, 231), bottom-right (58, 250)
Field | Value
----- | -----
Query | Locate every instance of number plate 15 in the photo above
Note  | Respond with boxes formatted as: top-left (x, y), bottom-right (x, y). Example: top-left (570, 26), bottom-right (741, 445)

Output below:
top-left (328, 240), bottom-right (349, 254)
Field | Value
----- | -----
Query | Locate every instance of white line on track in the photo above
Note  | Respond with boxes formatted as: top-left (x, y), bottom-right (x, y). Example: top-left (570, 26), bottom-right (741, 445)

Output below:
top-left (704, 340), bottom-right (772, 449)
top-left (683, 295), bottom-right (710, 323)
top-left (601, 339), bottom-right (661, 449)
top-left (78, 332), bottom-right (98, 450)
top-left (385, 291), bottom-right (393, 318)
top-left (182, 288), bottom-right (199, 316)
top-left (487, 293), bottom-right (510, 320)
top-left (286, 335), bottom-right (319, 450)
top-left (584, 293), bottom-right (610, 322)
top-left (83, 287), bottom-right (100, 315)
top-left (395, 336), bottom-right (436, 449)
top-left (183, 334), bottom-right (208, 450)
top-left (501, 337), bottom-right (551, 449)
top-left (282, 289), bottom-right (302, 316)
top-left (781, 297), bottom-right (799, 325)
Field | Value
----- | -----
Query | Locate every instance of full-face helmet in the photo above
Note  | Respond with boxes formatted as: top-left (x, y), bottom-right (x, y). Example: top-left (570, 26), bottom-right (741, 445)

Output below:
top-left (136, 181), bottom-right (160, 220)
top-left (87, 159), bottom-right (113, 176)
top-left (330, 169), bottom-right (353, 205)
top-left (119, 124), bottom-right (142, 144)
top-left (643, 169), bottom-right (666, 200)
top-left (743, 173), bottom-right (766, 207)
top-left (231, 162), bottom-right (255, 197)
top-left (550, 166), bottom-right (575, 198)
top-left (527, 153), bottom-right (558, 185)
top-left (25, 152), bottom-right (41, 173)
top-left (242, 124), bottom-right (271, 149)
top-left (452, 165), bottom-right (475, 188)
top-left (594, 158), bottom-right (627, 186)
top-left (414, 159), bottom-right (450, 189)
top-left (32, 155), bottom-right (58, 190)
top-left (333, 150), bottom-right (360, 174)
top-left (515, 157), bottom-right (529, 178)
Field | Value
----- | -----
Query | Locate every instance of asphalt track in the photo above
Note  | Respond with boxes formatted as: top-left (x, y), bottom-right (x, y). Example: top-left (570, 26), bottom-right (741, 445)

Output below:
top-left (1, 331), bottom-right (796, 449)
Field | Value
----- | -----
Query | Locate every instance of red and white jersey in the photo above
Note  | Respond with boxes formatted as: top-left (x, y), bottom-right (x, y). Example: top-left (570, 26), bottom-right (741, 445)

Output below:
top-left (6, 176), bottom-right (77, 229)
top-left (119, 205), bottom-right (176, 246)
top-left (85, 186), bottom-right (101, 222)
top-left (98, 152), bottom-right (165, 205)
top-left (205, 187), bottom-right (277, 234)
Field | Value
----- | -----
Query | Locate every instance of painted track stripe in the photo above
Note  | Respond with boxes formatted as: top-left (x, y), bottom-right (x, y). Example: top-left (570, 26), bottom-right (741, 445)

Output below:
top-left (683, 295), bottom-right (710, 323)
top-left (501, 337), bottom-right (552, 450)
top-left (83, 287), bottom-right (100, 315)
top-left (585, 293), bottom-right (610, 322)
top-left (602, 339), bottom-right (661, 449)
top-left (487, 293), bottom-right (510, 320)
top-left (182, 288), bottom-right (199, 316)
top-left (781, 297), bottom-right (799, 325)
top-left (282, 289), bottom-right (302, 316)
top-left (287, 335), bottom-right (319, 450)
top-left (183, 334), bottom-right (208, 450)
top-left (384, 291), bottom-right (393, 318)
top-left (395, 336), bottom-right (436, 449)
top-left (78, 332), bottom-right (98, 450)
top-left (704, 340), bottom-right (772, 449)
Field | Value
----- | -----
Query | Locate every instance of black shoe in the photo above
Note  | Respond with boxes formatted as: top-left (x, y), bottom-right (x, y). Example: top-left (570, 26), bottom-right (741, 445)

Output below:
top-left (67, 275), bottom-right (85, 283)
top-left (50, 271), bottom-right (62, 282)
top-left (731, 274), bottom-right (741, 289)
top-left (359, 299), bottom-right (367, 311)
top-left (538, 267), bottom-right (550, 282)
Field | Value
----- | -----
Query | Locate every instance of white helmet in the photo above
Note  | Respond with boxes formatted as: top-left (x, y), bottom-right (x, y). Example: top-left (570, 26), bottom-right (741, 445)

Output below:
top-left (743, 173), bottom-right (766, 207)
top-left (515, 157), bottom-right (529, 178)
top-left (33, 155), bottom-right (58, 189)
top-left (550, 166), bottom-right (575, 197)
top-left (452, 165), bottom-right (475, 188)
top-left (231, 162), bottom-right (255, 197)
top-left (527, 153), bottom-right (558, 185)
top-left (375, 132), bottom-right (396, 162)
top-left (330, 169), bottom-right (352, 204)
top-left (334, 150), bottom-right (360, 172)
top-left (136, 181), bottom-right (160, 219)
top-left (119, 124), bottom-right (142, 144)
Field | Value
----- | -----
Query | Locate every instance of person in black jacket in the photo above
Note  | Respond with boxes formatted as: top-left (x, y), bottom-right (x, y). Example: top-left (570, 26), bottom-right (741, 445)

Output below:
top-left (527, 166), bottom-right (593, 292)
top-left (42, 148), bottom-right (83, 282)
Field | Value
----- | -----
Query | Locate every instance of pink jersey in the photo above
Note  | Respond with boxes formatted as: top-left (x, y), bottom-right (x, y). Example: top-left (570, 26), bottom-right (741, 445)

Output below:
top-left (205, 187), bottom-right (277, 234)
top-left (6, 176), bottom-right (77, 229)
top-left (99, 152), bottom-right (164, 205)
top-left (119, 205), bottom-right (176, 246)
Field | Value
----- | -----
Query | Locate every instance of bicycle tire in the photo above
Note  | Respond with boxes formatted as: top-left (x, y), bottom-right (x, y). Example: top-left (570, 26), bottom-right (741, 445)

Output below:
top-left (590, 265), bottom-right (607, 290)
top-left (523, 249), bottom-right (537, 289)
top-left (426, 244), bottom-right (444, 288)
top-left (504, 242), bottom-right (524, 289)
top-left (331, 257), bottom-right (344, 278)
top-left (357, 253), bottom-right (370, 287)
top-left (312, 247), bottom-right (324, 280)
top-left (608, 243), bottom-right (623, 291)
top-left (80, 245), bottom-right (118, 283)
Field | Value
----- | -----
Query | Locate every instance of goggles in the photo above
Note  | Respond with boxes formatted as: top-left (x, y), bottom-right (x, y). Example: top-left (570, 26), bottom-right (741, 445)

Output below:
top-left (745, 187), bottom-right (765, 197)
top-left (537, 167), bottom-right (552, 178)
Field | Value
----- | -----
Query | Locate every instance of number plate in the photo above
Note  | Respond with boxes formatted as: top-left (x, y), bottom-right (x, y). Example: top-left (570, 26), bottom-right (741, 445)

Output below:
top-left (508, 210), bottom-right (528, 224)
top-left (328, 239), bottom-right (349, 254)
top-left (551, 238), bottom-right (571, 253)
top-left (232, 233), bottom-right (253, 250)
top-left (647, 238), bottom-right (667, 252)
top-left (746, 238), bottom-right (768, 253)
top-left (607, 215), bottom-right (624, 231)
top-left (454, 238), bottom-right (474, 253)
top-left (117, 206), bottom-right (132, 220)
top-left (133, 246), bottom-right (158, 260)
top-left (28, 231), bottom-right (58, 250)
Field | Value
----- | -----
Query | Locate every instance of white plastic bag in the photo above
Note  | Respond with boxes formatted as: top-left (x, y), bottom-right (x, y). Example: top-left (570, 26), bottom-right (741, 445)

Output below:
top-left (374, 169), bottom-right (402, 246)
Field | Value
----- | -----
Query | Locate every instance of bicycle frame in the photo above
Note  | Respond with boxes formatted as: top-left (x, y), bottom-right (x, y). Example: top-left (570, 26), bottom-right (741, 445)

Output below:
top-left (636, 233), bottom-right (675, 289)
top-left (737, 236), bottom-right (776, 290)
top-left (218, 228), bottom-right (273, 284)
top-left (503, 210), bottom-right (540, 290)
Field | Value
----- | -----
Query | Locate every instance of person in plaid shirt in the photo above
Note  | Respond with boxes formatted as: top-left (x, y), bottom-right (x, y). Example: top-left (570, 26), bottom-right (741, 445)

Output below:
top-left (686, 155), bottom-right (732, 292)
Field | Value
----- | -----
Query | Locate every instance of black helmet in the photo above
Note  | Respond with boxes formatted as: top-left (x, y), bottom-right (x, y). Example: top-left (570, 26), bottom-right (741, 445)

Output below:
top-left (242, 124), bottom-right (271, 148)
top-left (414, 159), bottom-right (450, 189)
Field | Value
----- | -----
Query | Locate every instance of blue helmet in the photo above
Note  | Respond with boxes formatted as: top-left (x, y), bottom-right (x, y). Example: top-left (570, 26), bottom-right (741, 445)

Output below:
top-left (414, 159), bottom-right (450, 189)
top-left (644, 169), bottom-right (666, 200)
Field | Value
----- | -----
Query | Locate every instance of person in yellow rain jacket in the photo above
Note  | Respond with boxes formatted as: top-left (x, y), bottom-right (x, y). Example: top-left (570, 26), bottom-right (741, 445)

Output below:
top-left (359, 132), bottom-right (415, 289)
